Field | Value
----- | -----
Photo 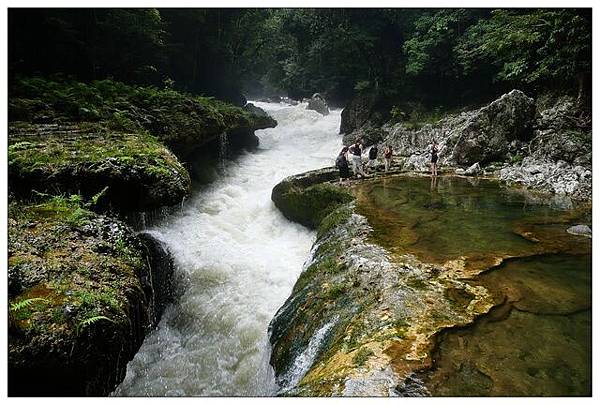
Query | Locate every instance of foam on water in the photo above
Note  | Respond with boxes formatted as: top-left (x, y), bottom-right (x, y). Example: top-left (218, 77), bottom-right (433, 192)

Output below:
top-left (113, 102), bottom-right (342, 396)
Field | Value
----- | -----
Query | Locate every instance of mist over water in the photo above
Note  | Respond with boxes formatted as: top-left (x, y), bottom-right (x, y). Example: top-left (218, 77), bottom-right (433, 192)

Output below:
top-left (113, 102), bottom-right (342, 396)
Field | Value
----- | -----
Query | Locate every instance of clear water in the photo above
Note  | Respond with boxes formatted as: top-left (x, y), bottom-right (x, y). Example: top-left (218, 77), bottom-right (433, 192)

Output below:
top-left (351, 175), bottom-right (591, 396)
top-left (426, 254), bottom-right (591, 396)
top-left (113, 102), bottom-right (342, 396)
top-left (352, 175), bottom-right (591, 270)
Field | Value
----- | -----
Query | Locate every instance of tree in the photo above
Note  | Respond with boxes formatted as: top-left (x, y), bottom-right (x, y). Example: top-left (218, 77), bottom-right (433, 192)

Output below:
top-left (455, 9), bottom-right (592, 99)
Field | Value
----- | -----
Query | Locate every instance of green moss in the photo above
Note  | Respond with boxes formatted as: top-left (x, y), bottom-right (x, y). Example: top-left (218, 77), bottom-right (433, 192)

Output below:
top-left (8, 125), bottom-right (191, 211)
top-left (353, 347), bottom-right (375, 366)
top-left (9, 77), bottom-right (275, 150)
top-left (317, 204), bottom-right (354, 239)
top-left (273, 181), bottom-right (354, 229)
top-left (8, 198), bottom-right (147, 336)
top-left (324, 283), bottom-right (348, 301)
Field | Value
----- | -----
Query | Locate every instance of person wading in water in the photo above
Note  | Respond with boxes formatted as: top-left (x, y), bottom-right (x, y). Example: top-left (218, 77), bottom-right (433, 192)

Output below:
top-left (383, 145), bottom-right (393, 172)
top-left (349, 140), bottom-right (365, 178)
top-left (430, 140), bottom-right (439, 176)
top-left (336, 146), bottom-right (351, 184)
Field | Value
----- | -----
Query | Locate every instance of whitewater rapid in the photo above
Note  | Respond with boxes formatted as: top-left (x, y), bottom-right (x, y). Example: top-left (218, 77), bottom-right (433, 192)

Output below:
top-left (113, 102), bottom-right (342, 396)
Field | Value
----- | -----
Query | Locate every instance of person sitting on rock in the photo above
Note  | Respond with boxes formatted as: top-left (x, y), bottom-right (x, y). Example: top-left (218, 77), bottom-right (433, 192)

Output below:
top-left (336, 146), bottom-right (351, 184)
top-left (349, 140), bottom-right (365, 178)
top-left (367, 144), bottom-right (378, 173)
top-left (430, 140), bottom-right (439, 176)
top-left (383, 145), bottom-right (393, 172)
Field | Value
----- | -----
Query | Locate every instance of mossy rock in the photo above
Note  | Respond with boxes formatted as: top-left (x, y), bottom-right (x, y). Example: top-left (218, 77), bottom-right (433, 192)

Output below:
top-left (8, 77), bottom-right (277, 158)
top-left (8, 123), bottom-right (191, 212)
top-left (7, 198), bottom-right (168, 395)
top-left (271, 168), bottom-right (353, 229)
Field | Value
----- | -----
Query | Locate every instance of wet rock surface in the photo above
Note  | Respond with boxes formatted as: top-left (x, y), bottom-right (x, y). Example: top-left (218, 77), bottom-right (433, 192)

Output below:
top-left (8, 199), bottom-right (174, 396)
top-left (269, 200), bottom-right (494, 396)
top-left (269, 171), bottom-right (591, 396)
top-left (306, 93), bottom-right (330, 116)
top-left (566, 224), bottom-right (592, 238)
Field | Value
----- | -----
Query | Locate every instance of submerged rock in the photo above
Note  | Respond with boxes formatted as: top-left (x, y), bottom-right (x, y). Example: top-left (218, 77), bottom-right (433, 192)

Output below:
top-left (8, 199), bottom-right (174, 395)
top-left (269, 202), bottom-right (494, 396)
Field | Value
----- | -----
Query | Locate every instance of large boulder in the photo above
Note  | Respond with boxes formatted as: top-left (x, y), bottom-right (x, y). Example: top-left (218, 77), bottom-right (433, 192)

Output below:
top-left (528, 96), bottom-right (591, 167)
top-left (8, 123), bottom-right (191, 212)
top-left (8, 199), bottom-right (174, 395)
top-left (306, 93), bottom-right (330, 116)
top-left (448, 90), bottom-right (536, 165)
top-left (340, 91), bottom-right (389, 135)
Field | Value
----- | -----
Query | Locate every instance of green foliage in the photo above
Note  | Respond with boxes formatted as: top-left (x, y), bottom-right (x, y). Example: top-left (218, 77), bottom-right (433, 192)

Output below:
top-left (8, 8), bottom-right (592, 106)
top-left (10, 297), bottom-right (50, 313)
top-left (9, 77), bottom-right (271, 148)
top-left (76, 315), bottom-right (115, 335)
top-left (455, 10), bottom-right (591, 87)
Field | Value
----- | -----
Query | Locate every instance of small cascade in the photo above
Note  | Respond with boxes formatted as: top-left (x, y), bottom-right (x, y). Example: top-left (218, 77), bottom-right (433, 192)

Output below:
top-left (218, 131), bottom-right (229, 171)
top-left (277, 317), bottom-right (339, 393)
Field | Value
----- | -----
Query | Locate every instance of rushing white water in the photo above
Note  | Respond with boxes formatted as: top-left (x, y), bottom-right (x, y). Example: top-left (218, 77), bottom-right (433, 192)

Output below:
top-left (113, 102), bottom-right (342, 396)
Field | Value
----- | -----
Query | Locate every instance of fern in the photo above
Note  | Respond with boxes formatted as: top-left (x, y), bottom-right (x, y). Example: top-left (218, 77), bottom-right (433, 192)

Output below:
top-left (10, 297), bottom-right (49, 312)
top-left (76, 315), bottom-right (114, 335)
top-left (89, 186), bottom-right (109, 208)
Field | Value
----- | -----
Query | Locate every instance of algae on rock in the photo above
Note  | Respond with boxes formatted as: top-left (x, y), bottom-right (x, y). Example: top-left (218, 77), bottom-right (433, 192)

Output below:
top-left (8, 197), bottom-right (171, 395)
top-left (8, 123), bottom-right (191, 212)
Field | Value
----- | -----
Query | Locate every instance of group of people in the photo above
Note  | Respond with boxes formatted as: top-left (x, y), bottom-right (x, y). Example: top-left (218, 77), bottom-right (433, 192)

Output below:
top-left (335, 139), bottom-right (394, 183)
top-left (335, 138), bottom-right (440, 183)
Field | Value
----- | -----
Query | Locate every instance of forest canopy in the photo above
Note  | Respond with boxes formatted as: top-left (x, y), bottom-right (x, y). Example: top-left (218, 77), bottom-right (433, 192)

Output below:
top-left (8, 8), bottom-right (591, 107)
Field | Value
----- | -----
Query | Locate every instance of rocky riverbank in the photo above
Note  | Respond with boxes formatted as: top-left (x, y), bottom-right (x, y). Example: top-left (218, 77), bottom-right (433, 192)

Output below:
top-left (340, 90), bottom-right (591, 200)
top-left (7, 78), bottom-right (277, 395)
top-left (269, 167), bottom-right (591, 396)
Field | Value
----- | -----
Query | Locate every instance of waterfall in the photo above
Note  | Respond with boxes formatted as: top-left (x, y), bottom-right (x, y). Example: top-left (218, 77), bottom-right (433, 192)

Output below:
top-left (112, 101), bottom-right (342, 396)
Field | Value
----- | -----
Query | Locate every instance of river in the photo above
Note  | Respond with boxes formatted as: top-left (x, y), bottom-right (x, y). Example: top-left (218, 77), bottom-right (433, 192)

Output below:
top-left (113, 102), bottom-right (342, 396)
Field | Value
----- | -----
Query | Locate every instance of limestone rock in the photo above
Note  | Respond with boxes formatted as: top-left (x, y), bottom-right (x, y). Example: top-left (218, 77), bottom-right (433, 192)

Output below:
top-left (271, 168), bottom-right (352, 229)
top-left (448, 90), bottom-right (536, 165)
top-left (498, 157), bottom-right (591, 200)
top-left (464, 162), bottom-right (481, 176)
top-left (566, 224), bottom-right (592, 238)
top-left (306, 93), bottom-right (330, 116)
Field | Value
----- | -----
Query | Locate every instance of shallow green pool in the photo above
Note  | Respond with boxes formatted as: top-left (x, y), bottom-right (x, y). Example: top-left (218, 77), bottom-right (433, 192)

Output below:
top-left (351, 175), bottom-right (591, 396)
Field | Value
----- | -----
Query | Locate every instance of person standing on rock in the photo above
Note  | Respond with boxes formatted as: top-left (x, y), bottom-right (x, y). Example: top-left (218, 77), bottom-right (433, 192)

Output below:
top-left (430, 140), bottom-right (439, 176)
top-left (367, 144), bottom-right (378, 173)
top-left (383, 145), bottom-right (393, 172)
top-left (349, 140), bottom-right (365, 178)
top-left (336, 146), bottom-right (351, 184)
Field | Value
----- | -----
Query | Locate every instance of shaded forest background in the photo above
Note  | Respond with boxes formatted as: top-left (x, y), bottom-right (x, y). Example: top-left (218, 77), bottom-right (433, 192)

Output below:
top-left (9, 8), bottom-right (591, 108)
